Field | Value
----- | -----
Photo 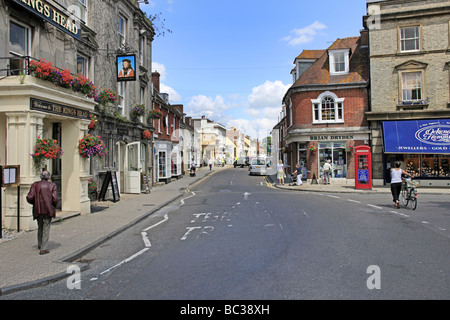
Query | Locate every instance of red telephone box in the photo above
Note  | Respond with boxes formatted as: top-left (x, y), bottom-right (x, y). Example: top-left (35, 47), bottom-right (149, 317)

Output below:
top-left (355, 146), bottom-right (372, 189)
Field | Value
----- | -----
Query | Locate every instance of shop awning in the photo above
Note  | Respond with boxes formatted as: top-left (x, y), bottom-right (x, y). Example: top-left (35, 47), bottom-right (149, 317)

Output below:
top-left (382, 119), bottom-right (450, 154)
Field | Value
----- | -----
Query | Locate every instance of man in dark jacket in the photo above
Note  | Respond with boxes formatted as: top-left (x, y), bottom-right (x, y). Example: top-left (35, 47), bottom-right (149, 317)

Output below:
top-left (26, 171), bottom-right (58, 255)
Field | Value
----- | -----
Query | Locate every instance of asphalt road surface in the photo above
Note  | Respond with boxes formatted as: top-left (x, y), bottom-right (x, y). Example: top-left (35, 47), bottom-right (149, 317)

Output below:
top-left (2, 167), bottom-right (449, 303)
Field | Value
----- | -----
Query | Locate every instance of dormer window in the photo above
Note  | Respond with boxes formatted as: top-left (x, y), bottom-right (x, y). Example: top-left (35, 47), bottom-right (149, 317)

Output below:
top-left (329, 49), bottom-right (349, 75)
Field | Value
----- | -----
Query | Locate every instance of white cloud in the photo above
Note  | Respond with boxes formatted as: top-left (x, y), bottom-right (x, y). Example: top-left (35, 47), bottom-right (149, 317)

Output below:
top-left (247, 80), bottom-right (290, 116)
top-left (226, 118), bottom-right (276, 140)
top-left (160, 84), bottom-right (181, 103)
top-left (281, 21), bottom-right (327, 46)
top-left (152, 62), bottom-right (167, 80)
top-left (186, 95), bottom-right (229, 119)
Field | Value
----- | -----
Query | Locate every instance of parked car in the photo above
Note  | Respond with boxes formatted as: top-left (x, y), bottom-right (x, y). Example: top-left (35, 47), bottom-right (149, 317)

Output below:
top-left (249, 157), bottom-right (269, 175)
top-left (234, 157), bottom-right (249, 168)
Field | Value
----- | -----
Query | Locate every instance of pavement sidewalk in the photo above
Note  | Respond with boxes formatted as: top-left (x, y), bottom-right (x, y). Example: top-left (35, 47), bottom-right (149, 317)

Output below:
top-left (0, 165), bottom-right (223, 296)
top-left (266, 173), bottom-right (450, 195)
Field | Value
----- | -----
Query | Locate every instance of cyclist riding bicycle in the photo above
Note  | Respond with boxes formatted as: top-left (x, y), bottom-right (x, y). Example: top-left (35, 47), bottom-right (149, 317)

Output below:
top-left (390, 161), bottom-right (412, 209)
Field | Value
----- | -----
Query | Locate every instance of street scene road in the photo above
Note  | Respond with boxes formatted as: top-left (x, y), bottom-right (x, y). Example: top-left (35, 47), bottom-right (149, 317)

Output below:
top-left (2, 168), bottom-right (449, 301)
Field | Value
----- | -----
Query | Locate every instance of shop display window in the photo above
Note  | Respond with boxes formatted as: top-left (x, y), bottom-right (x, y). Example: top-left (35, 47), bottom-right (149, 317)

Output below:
top-left (158, 151), bottom-right (166, 178)
top-left (388, 154), bottom-right (450, 178)
top-left (318, 142), bottom-right (347, 178)
top-left (171, 151), bottom-right (181, 176)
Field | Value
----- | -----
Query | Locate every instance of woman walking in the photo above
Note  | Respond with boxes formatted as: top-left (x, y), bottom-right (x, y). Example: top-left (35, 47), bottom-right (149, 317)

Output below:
top-left (277, 160), bottom-right (285, 185)
top-left (390, 161), bottom-right (412, 208)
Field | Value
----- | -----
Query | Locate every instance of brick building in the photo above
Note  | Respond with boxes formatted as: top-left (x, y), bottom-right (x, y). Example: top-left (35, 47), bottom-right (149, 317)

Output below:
top-left (364, 0), bottom-right (450, 186)
top-left (151, 71), bottom-right (183, 184)
top-left (282, 31), bottom-right (370, 184)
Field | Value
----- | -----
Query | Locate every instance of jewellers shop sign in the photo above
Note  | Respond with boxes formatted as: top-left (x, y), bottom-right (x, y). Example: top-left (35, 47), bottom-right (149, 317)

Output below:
top-left (11, 0), bottom-right (80, 39)
top-left (383, 119), bottom-right (450, 154)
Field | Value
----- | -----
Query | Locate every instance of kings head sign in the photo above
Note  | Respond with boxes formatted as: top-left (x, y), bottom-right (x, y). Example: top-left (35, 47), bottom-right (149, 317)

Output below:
top-left (383, 119), bottom-right (450, 154)
top-left (12, 0), bottom-right (80, 39)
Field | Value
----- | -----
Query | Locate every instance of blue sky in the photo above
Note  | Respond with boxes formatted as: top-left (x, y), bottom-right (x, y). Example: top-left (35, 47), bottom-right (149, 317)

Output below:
top-left (141, 0), bottom-right (367, 139)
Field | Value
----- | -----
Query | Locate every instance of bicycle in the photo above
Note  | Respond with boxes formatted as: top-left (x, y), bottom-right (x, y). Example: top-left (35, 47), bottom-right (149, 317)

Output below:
top-left (400, 177), bottom-right (419, 210)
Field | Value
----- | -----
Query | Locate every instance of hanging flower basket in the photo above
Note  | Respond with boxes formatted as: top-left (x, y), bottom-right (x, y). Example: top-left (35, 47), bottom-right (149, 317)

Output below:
top-left (95, 88), bottom-right (118, 104)
top-left (30, 137), bottom-right (63, 171)
top-left (77, 134), bottom-right (107, 158)
top-left (148, 109), bottom-right (162, 119)
top-left (346, 145), bottom-right (355, 153)
top-left (130, 104), bottom-right (145, 120)
top-left (88, 114), bottom-right (98, 130)
top-left (142, 130), bottom-right (151, 140)
top-left (309, 145), bottom-right (317, 153)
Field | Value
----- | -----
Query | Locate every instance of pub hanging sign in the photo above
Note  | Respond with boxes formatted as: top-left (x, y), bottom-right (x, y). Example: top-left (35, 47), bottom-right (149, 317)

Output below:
top-left (11, 0), bottom-right (81, 39)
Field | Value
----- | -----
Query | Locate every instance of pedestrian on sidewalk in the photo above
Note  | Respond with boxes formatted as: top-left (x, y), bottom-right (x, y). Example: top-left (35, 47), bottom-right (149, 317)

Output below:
top-left (277, 160), bottom-right (285, 185)
top-left (26, 170), bottom-right (58, 255)
top-left (208, 158), bottom-right (213, 170)
top-left (292, 163), bottom-right (303, 186)
top-left (390, 161), bottom-right (412, 209)
top-left (323, 159), bottom-right (332, 184)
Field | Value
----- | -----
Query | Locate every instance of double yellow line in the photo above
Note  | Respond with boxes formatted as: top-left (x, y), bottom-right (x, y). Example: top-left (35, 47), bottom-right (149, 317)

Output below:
top-left (264, 176), bottom-right (276, 189)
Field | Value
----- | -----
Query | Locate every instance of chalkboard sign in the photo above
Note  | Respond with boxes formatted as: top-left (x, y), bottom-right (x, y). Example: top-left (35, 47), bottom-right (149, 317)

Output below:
top-left (99, 171), bottom-right (120, 202)
top-left (141, 172), bottom-right (150, 194)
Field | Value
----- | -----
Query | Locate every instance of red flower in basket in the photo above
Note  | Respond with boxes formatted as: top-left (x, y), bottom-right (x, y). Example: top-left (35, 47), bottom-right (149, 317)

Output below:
top-left (142, 130), bottom-right (151, 139)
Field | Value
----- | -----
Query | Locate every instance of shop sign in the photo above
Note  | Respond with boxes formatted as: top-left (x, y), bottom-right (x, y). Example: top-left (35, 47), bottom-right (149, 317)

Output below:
top-left (11, 0), bottom-right (80, 39)
top-left (383, 119), bottom-right (450, 154)
top-left (30, 98), bottom-right (89, 119)
top-left (310, 135), bottom-right (354, 141)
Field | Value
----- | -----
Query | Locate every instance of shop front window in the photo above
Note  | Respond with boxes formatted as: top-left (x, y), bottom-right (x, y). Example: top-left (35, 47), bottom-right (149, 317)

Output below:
top-left (159, 151), bottom-right (167, 178)
top-left (318, 142), bottom-right (347, 178)
top-left (388, 154), bottom-right (450, 179)
top-left (298, 143), bottom-right (307, 180)
top-left (171, 151), bottom-right (180, 176)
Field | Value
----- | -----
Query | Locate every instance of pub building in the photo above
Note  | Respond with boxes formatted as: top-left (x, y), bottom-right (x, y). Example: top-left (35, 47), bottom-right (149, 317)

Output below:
top-left (0, 0), bottom-right (155, 231)
top-left (281, 31), bottom-right (370, 184)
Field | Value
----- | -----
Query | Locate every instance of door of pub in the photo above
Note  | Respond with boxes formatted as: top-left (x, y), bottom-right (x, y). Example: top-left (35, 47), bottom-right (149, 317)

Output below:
top-left (52, 122), bottom-right (62, 208)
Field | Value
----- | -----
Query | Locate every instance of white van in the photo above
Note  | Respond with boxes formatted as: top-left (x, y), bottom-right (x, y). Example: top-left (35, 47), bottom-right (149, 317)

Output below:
top-left (249, 157), bottom-right (268, 176)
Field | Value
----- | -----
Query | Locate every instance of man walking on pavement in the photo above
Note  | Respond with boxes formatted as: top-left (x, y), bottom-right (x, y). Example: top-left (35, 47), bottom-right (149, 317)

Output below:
top-left (26, 170), bottom-right (58, 255)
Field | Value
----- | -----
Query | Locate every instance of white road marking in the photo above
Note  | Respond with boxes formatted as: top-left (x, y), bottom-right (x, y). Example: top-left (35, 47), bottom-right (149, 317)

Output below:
top-left (142, 214), bottom-right (169, 232)
top-left (91, 247), bottom-right (150, 280)
top-left (180, 191), bottom-right (196, 206)
top-left (327, 195), bottom-right (340, 199)
top-left (347, 199), bottom-right (361, 204)
top-left (390, 210), bottom-right (409, 218)
top-left (367, 204), bottom-right (383, 210)
top-left (181, 226), bottom-right (201, 240)
top-left (141, 232), bottom-right (151, 247)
